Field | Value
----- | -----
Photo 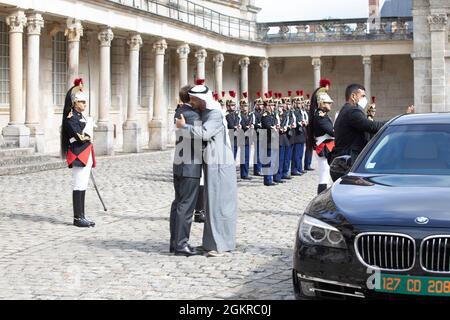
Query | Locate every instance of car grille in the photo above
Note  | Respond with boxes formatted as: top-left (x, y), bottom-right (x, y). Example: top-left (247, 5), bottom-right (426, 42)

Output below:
top-left (421, 236), bottom-right (450, 273)
top-left (355, 233), bottom-right (415, 271)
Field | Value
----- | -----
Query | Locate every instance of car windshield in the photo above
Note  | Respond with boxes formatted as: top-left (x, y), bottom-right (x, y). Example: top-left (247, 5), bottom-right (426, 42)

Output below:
top-left (355, 124), bottom-right (450, 175)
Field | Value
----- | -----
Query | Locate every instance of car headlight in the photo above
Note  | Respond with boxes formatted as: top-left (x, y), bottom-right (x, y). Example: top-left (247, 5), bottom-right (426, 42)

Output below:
top-left (299, 215), bottom-right (346, 249)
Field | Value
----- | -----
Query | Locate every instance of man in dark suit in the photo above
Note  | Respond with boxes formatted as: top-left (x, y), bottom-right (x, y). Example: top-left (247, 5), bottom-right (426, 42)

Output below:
top-left (170, 85), bottom-right (202, 256)
top-left (333, 83), bottom-right (414, 164)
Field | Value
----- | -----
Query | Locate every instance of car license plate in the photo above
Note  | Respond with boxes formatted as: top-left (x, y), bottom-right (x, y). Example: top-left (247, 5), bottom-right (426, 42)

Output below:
top-left (375, 273), bottom-right (450, 296)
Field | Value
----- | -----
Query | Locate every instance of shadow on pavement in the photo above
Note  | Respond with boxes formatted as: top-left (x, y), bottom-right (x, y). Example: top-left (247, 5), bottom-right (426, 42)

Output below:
top-left (2, 212), bottom-right (72, 226)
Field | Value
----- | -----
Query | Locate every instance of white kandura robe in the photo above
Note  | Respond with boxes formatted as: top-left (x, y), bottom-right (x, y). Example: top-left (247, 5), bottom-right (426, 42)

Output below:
top-left (185, 108), bottom-right (238, 253)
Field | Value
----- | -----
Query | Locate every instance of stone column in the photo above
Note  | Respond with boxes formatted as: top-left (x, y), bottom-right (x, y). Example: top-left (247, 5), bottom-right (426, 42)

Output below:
top-left (176, 44), bottom-right (190, 88)
top-left (148, 39), bottom-right (168, 150)
top-left (2, 10), bottom-right (29, 148)
top-left (259, 58), bottom-right (269, 95)
top-left (312, 57), bottom-right (321, 89)
top-left (362, 55), bottom-right (372, 100)
top-left (94, 27), bottom-right (114, 155)
top-left (195, 48), bottom-right (207, 80)
top-left (123, 34), bottom-right (142, 153)
top-left (428, 13), bottom-right (448, 112)
top-left (239, 57), bottom-right (250, 96)
top-left (25, 12), bottom-right (44, 152)
top-left (65, 18), bottom-right (83, 90)
top-left (213, 53), bottom-right (224, 98)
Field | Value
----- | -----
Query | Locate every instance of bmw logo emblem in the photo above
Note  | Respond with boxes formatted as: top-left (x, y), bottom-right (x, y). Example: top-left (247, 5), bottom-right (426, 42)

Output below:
top-left (415, 217), bottom-right (429, 225)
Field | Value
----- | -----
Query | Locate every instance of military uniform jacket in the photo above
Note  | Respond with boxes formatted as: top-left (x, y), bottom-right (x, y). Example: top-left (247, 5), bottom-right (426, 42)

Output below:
top-left (238, 112), bottom-right (252, 146)
top-left (64, 109), bottom-right (96, 168)
top-left (278, 112), bottom-right (291, 147)
top-left (294, 109), bottom-right (306, 144)
top-left (261, 112), bottom-right (276, 147)
top-left (173, 104), bottom-right (202, 178)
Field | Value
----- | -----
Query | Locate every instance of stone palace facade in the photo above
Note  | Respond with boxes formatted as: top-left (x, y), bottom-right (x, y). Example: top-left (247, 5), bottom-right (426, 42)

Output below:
top-left (0, 0), bottom-right (448, 155)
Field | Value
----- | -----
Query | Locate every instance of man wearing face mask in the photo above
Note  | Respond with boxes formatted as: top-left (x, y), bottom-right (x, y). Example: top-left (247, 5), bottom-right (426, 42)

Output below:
top-left (333, 84), bottom-right (414, 164)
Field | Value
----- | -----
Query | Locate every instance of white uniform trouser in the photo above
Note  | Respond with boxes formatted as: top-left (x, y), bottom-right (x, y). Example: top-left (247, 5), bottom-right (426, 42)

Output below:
top-left (72, 153), bottom-right (93, 191)
top-left (314, 152), bottom-right (331, 185)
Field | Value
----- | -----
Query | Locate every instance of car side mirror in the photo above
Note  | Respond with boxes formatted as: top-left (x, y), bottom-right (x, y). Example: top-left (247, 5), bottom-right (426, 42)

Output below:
top-left (330, 155), bottom-right (352, 182)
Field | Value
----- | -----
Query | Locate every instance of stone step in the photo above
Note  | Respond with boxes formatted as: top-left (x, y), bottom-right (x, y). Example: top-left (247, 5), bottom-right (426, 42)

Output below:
top-left (0, 147), bottom-right (35, 158)
top-left (0, 159), bottom-right (66, 176)
top-left (0, 154), bottom-right (54, 167)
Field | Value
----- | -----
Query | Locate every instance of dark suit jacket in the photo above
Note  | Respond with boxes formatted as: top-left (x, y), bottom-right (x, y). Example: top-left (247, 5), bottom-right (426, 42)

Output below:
top-left (173, 104), bottom-right (202, 178)
top-left (333, 103), bottom-right (386, 159)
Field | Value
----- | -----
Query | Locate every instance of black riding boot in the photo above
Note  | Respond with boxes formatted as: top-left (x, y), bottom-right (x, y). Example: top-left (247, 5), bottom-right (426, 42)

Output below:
top-left (73, 191), bottom-right (91, 227)
top-left (317, 184), bottom-right (328, 194)
top-left (80, 191), bottom-right (95, 227)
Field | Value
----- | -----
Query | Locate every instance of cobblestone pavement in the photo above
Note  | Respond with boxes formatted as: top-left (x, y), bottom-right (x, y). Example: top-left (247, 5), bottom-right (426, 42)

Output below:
top-left (0, 150), bottom-right (319, 300)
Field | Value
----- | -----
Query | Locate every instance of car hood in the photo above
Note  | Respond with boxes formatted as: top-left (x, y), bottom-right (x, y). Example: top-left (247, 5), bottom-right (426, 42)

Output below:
top-left (330, 174), bottom-right (450, 228)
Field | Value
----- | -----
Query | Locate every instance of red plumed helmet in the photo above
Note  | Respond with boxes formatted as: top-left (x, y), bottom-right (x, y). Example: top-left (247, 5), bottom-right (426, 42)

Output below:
top-left (213, 93), bottom-right (219, 101)
top-left (243, 92), bottom-right (248, 99)
top-left (300, 90), bottom-right (304, 96)
top-left (264, 93), bottom-right (269, 98)
top-left (319, 78), bottom-right (331, 88)
top-left (222, 91), bottom-right (225, 97)
top-left (256, 92), bottom-right (261, 97)
top-left (296, 90), bottom-right (301, 96)
top-left (372, 96), bottom-right (376, 103)
top-left (306, 94), bottom-right (310, 99)
top-left (229, 91), bottom-right (236, 98)
top-left (269, 91), bottom-right (273, 97)
top-left (195, 79), bottom-right (205, 85)
top-left (288, 91), bottom-right (292, 96)
top-left (74, 78), bottom-right (83, 87)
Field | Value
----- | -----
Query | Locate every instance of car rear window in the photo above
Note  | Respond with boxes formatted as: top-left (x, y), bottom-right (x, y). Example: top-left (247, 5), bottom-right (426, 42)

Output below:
top-left (355, 124), bottom-right (450, 175)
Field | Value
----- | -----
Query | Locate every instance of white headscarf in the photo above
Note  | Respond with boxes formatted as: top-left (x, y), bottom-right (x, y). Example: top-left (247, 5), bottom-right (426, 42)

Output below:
top-left (188, 85), bottom-right (223, 111)
top-left (188, 85), bottom-right (231, 148)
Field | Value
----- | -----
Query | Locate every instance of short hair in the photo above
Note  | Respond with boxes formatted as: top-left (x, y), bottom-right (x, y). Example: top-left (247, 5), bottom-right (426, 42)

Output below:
top-left (179, 85), bottom-right (192, 103)
top-left (345, 84), bottom-right (366, 101)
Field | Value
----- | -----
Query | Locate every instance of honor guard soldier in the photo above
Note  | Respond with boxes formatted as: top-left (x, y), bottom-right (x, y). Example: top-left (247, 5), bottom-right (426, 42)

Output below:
top-left (226, 91), bottom-right (239, 160)
top-left (274, 93), bottom-right (291, 183)
top-left (251, 92), bottom-right (264, 176)
top-left (290, 90), bottom-right (307, 175)
top-left (261, 93), bottom-right (277, 186)
top-left (303, 93), bottom-right (314, 171)
top-left (60, 78), bottom-right (96, 228)
top-left (365, 96), bottom-right (377, 142)
top-left (238, 92), bottom-right (252, 180)
top-left (308, 88), bottom-right (335, 194)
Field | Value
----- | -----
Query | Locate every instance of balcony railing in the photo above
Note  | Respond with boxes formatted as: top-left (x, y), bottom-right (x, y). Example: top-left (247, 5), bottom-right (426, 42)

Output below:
top-left (109, 0), bottom-right (257, 41)
top-left (257, 17), bottom-right (413, 43)
top-left (107, 1), bottom-right (413, 44)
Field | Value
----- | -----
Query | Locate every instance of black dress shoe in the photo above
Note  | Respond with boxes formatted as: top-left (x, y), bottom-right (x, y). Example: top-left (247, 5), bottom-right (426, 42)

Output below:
top-left (264, 182), bottom-right (277, 186)
top-left (274, 180), bottom-right (285, 183)
top-left (174, 245), bottom-right (200, 256)
top-left (282, 176), bottom-right (292, 180)
top-left (241, 176), bottom-right (252, 180)
top-left (305, 167), bottom-right (315, 171)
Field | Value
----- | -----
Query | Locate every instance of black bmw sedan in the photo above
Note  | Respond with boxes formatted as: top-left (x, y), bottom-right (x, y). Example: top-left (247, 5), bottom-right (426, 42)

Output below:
top-left (293, 113), bottom-right (450, 299)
